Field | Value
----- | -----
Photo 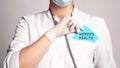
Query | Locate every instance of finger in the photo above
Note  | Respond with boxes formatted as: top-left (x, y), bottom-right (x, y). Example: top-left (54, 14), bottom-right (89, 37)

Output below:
top-left (69, 28), bottom-right (76, 33)
top-left (69, 18), bottom-right (76, 29)
top-left (76, 25), bottom-right (80, 33)
top-left (80, 26), bottom-right (84, 30)
top-left (70, 23), bottom-right (76, 31)
top-left (62, 16), bottom-right (72, 24)
top-left (67, 21), bottom-right (73, 27)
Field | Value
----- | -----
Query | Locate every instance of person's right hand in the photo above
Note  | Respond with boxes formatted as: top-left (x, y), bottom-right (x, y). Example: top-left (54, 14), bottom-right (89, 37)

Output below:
top-left (45, 17), bottom-right (83, 42)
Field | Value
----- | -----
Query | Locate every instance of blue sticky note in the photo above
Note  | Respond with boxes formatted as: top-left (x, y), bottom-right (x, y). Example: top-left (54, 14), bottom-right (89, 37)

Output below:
top-left (72, 25), bottom-right (99, 43)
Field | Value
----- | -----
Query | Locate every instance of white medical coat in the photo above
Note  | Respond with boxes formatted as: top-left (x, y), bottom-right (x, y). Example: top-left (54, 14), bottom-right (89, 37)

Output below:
top-left (3, 7), bottom-right (118, 68)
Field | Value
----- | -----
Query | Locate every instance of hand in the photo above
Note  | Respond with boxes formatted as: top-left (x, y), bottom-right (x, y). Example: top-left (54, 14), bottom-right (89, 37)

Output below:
top-left (45, 17), bottom-right (83, 42)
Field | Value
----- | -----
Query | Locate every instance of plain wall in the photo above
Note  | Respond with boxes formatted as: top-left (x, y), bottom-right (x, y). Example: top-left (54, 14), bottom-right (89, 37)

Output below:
top-left (0, 0), bottom-right (119, 68)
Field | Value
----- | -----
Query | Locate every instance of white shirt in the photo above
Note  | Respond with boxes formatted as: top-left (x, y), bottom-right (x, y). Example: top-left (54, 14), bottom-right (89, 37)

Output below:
top-left (3, 7), bottom-right (118, 68)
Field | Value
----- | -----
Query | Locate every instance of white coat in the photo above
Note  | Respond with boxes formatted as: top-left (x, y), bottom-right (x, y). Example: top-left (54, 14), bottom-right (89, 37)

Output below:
top-left (3, 7), bottom-right (118, 68)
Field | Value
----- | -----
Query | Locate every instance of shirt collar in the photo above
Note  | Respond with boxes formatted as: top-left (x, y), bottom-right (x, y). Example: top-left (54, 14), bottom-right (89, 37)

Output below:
top-left (46, 6), bottom-right (85, 25)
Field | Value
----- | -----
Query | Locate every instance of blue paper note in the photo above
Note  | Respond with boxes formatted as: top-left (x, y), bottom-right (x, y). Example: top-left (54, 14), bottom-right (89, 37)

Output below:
top-left (72, 25), bottom-right (99, 43)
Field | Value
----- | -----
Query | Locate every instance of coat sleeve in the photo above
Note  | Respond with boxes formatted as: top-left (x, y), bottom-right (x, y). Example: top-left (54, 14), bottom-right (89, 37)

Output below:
top-left (93, 18), bottom-right (118, 68)
top-left (3, 16), bottom-right (30, 68)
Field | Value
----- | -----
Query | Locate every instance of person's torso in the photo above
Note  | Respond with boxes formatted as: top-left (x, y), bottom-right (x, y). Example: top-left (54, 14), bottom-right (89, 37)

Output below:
top-left (24, 7), bottom-right (101, 68)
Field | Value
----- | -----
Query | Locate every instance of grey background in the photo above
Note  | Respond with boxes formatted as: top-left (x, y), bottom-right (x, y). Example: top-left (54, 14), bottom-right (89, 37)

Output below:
top-left (0, 0), bottom-right (119, 68)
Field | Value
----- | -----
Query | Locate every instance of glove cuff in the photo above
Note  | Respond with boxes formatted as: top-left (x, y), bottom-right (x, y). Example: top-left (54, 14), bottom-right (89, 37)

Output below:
top-left (44, 30), bottom-right (56, 42)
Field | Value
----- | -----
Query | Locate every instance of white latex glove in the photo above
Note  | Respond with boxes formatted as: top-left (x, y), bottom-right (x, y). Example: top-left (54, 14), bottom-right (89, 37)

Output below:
top-left (45, 17), bottom-right (83, 42)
